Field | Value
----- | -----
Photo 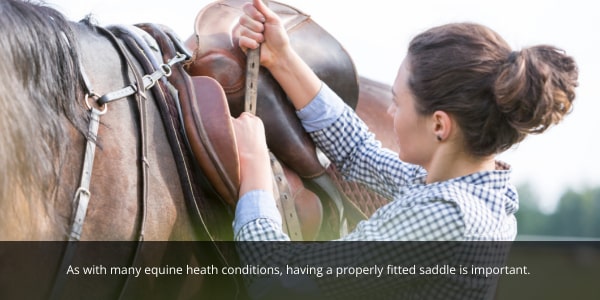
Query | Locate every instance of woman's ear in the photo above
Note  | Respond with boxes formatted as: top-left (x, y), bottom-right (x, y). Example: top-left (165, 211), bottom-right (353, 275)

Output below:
top-left (432, 110), bottom-right (452, 142)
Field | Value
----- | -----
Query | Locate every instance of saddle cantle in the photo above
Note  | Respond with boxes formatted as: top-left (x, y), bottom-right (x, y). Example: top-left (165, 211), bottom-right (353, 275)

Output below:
top-left (185, 0), bottom-right (359, 180)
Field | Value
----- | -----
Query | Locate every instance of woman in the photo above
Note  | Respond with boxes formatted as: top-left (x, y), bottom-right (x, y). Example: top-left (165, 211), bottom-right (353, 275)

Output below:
top-left (231, 0), bottom-right (578, 298)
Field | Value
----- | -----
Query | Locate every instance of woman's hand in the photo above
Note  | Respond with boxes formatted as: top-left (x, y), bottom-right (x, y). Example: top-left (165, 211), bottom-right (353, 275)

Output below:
top-left (237, 0), bottom-right (323, 110)
top-left (238, 0), bottom-right (292, 69)
top-left (232, 112), bottom-right (273, 197)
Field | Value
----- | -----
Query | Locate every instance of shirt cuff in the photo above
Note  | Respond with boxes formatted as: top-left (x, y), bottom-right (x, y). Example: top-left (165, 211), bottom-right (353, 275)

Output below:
top-left (296, 83), bottom-right (347, 132)
top-left (233, 190), bottom-right (282, 236)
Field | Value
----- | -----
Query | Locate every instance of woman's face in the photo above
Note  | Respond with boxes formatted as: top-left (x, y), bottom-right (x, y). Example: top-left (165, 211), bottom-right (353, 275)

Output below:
top-left (387, 58), bottom-right (435, 167)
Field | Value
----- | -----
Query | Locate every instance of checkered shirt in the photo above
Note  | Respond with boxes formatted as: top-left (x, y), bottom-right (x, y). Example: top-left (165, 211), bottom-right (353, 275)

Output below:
top-left (233, 83), bottom-right (519, 299)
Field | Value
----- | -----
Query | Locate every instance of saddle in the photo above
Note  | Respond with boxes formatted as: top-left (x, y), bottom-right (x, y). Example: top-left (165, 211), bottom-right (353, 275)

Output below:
top-left (121, 22), bottom-right (322, 241)
top-left (118, 0), bottom-right (368, 240)
top-left (185, 0), bottom-right (360, 179)
top-left (183, 0), bottom-right (364, 240)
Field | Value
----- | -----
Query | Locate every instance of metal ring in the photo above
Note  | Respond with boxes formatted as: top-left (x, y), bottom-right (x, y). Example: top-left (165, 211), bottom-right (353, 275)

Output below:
top-left (85, 93), bottom-right (107, 115)
top-left (160, 64), bottom-right (172, 77)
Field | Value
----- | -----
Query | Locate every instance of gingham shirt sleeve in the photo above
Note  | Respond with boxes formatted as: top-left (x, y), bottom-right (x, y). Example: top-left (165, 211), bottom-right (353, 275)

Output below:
top-left (297, 83), bottom-right (422, 200)
top-left (233, 190), bottom-right (289, 241)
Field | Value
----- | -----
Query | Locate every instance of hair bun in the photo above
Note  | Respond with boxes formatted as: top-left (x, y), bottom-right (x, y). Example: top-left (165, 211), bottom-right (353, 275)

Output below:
top-left (494, 46), bottom-right (578, 134)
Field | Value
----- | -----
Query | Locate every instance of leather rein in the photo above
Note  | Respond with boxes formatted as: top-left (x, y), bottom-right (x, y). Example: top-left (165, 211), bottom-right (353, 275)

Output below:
top-left (49, 24), bottom-right (187, 300)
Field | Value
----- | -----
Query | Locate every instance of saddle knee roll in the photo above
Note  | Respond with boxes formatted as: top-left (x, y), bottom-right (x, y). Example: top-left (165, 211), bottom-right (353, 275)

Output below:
top-left (184, 76), bottom-right (241, 207)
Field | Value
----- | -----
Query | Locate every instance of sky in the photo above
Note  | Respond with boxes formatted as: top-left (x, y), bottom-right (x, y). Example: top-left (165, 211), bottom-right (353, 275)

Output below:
top-left (46, 0), bottom-right (599, 213)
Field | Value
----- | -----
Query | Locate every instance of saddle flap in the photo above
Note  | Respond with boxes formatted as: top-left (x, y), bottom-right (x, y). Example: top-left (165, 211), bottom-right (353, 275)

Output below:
top-left (185, 76), bottom-right (241, 206)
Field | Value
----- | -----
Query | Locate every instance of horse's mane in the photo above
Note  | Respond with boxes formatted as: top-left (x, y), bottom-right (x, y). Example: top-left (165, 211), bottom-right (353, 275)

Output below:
top-left (0, 0), bottom-right (86, 227)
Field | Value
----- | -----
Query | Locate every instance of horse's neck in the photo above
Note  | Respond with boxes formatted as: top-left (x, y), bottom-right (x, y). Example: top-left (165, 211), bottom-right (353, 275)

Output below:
top-left (0, 137), bottom-right (80, 240)
top-left (62, 24), bottom-right (194, 241)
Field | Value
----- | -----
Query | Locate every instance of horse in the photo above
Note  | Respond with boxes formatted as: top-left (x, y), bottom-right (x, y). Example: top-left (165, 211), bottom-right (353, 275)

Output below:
top-left (0, 0), bottom-right (396, 298)
top-left (0, 0), bottom-right (237, 298)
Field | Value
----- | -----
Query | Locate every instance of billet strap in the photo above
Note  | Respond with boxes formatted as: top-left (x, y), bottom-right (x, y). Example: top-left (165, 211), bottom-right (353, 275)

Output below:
top-left (270, 153), bottom-right (303, 241)
top-left (242, 0), bottom-right (304, 240)
top-left (244, 47), bottom-right (260, 115)
top-left (243, 0), bottom-right (269, 114)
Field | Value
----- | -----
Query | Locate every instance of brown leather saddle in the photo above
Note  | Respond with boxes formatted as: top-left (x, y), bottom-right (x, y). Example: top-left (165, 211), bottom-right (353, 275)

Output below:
top-left (123, 20), bottom-right (323, 240)
top-left (184, 0), bottom-right (363, 240)
top-left (185, 0), bottom-right (359, 179)
top-left (105, 1), bottom-right (387, 242)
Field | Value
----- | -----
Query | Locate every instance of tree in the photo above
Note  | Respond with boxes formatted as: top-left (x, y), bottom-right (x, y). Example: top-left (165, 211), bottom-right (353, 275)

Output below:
top-left (546, 187), bottom-right (600, 238)
top-left (515, 184), bottom-right (600, 238)
top-left (515, 183), bottom-right (550, 236)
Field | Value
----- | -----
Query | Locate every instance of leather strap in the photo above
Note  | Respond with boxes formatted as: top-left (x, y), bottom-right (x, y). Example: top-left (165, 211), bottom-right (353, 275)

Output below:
top-left (270, 153), bottom-right (303, 241)
top-left (244, 48), bottom-right (260, 115)
top-left (98, 25), bottom-right (152, 245)
top-left (243, 0), bottom-right (269, 114)
top-left (242, 0), bottom-right (304, 240)
top-left (136, 23), bottom-right (240, 296)
top-left (96, 53), bottom-right (187, 105)
top-left (69, 106), bottom-right (104, 241)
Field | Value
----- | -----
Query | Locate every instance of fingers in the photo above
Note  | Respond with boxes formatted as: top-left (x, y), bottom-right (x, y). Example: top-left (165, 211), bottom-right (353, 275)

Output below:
top-left (239, 8), bottom-right (265, 32)
top-left (253, 0), bottom-right (278, 22)
top-left (232, 113), bottom-right (269, 166)
top-left (242, 1), bottom-right (279, 30)
top-left (239, 35), bottom-right (259, 51)
top-left (233, 112), bottom-right (266, 137)
top-left (239, 4), bottom-right (266, 50)
top-left (237, 111), bottom-right (260, 121)
top-left (238, 15), bottom-right (264, 46)
top-left (243, 2), bottom-right (266, 23)
top-left (239, 0), bottom-right (287, 67)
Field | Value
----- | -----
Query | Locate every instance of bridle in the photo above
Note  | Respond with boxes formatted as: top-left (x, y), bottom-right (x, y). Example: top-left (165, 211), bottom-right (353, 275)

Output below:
top-left (49, 24), bottom-right (188, 300)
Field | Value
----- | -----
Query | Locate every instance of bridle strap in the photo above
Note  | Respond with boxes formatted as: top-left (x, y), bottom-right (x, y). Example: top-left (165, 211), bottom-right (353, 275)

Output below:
top-left (48, 60), bottom-right (104, 300)
top-left (98, 26), bottom-right (150, 300)
top-left (68, 106), bottom-right (105, 241)
top-left (96, 52), bottom-right (187, 106)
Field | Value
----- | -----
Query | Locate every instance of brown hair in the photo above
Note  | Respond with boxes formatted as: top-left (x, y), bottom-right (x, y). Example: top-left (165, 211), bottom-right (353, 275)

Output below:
top-left (407, 23), bottom-right (578, 156)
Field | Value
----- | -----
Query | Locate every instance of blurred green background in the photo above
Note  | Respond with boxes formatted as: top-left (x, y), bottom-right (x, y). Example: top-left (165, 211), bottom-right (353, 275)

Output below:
top-left (516, 184), bottom-right (600, 239)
